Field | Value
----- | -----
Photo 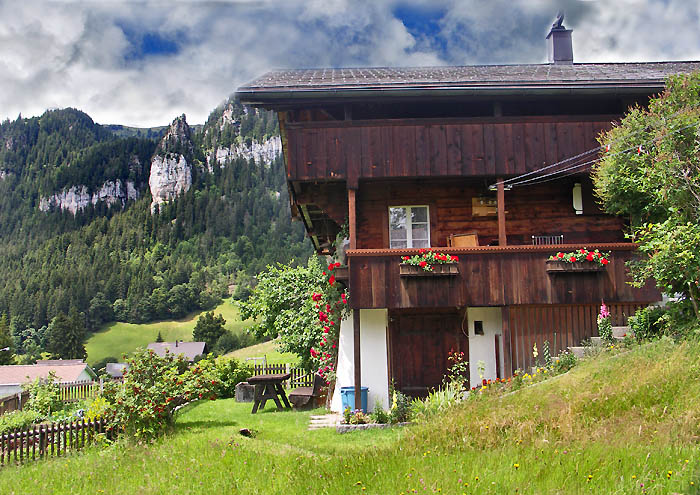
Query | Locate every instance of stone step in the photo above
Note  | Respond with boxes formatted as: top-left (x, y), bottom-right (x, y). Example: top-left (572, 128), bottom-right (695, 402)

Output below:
top-left (568, 346), bottom-right (586, 358)
top-left (590, 336), bottom-right (603, 346)
top-left (612, 326), bottom-right (632, 338)
top-left (308, 413), bottom-right (341, 430)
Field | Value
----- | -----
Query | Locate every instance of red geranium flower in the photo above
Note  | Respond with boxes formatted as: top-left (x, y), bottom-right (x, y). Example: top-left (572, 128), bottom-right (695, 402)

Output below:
top-left (569, 256), bottom-right (577, 263)
top-left (328, 275), bottom-right (336, 285)
top-left (419, 260), bottom-right (427, 268)
top-left (601, 258), bottom-right (609, 265)
top-left (557, 252), bottom-right (565, 259)
top-left (586, 252), bottom-right (594, 261)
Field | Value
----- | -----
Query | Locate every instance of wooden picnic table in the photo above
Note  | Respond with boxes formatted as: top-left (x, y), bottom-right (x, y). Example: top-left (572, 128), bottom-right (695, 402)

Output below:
top-left (247, 373), bottom-right (292, 414)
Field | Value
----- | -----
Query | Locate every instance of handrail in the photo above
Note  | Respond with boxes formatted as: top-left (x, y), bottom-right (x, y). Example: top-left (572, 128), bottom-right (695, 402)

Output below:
top-left (346, 242), bottom-right (637, 257)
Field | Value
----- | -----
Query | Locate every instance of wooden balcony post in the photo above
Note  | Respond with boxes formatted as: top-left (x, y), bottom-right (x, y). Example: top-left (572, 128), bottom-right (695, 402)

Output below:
top-left (497, 178), bottom-right (507, 246)
top-left (353, 309), bottom-right (362, 410)
top-left (348, 188), bottom-right (357, 250)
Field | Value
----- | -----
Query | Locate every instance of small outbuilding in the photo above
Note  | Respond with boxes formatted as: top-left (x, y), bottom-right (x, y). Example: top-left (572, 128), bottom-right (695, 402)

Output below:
top-left (0, 360), bottom-right (97, 398)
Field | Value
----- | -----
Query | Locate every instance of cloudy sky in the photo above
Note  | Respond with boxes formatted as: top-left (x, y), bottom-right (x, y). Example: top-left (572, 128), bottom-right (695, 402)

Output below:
top-left (1, 0), bottom-right (699, 127)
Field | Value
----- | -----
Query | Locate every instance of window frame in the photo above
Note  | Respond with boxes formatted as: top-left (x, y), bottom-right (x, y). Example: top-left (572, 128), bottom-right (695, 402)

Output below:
top-left (388, 205), bottom-right (431, 249)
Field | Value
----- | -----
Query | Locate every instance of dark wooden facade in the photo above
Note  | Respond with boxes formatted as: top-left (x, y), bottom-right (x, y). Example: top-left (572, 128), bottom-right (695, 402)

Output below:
top-left (284, 116), bottom-right (614, 186)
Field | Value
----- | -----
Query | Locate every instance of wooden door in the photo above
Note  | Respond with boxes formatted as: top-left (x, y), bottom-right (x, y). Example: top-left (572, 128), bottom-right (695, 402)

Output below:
top-left (389, 309), bottom-right (468, 397)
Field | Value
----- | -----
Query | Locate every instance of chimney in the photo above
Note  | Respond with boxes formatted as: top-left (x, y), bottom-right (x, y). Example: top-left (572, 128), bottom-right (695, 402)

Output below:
top-left (546, 12), bottom-right (573, 64)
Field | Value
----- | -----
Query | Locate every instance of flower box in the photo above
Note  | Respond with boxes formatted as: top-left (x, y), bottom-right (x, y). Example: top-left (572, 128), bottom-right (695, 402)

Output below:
top-left (545, 260), bottom-right (606, 273)
top-left (400, 263), bottom-right (459, 276)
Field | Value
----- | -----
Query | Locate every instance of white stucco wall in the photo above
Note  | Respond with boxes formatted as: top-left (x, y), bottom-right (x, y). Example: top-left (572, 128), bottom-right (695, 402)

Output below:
top-left (466, 307), bottom-right (503, 388)
top-left (331, 309), bottom-right (389, 413)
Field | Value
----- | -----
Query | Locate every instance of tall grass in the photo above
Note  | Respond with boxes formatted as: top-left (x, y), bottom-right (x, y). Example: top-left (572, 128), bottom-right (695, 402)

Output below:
top-left (2, 338), bottom-right (699, 494)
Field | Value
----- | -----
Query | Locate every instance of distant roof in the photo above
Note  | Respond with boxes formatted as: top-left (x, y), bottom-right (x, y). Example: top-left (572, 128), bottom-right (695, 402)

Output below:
top-left (238, 61), bottom-right (700, 104)
top-left (36, 359), bottom-right (86, 366)
top-left (0, 362), bottom-right (95, 386)
top-left (105, 363), bottom-right (128, 378)
top-left (147, 342), bottom-right (206, 362)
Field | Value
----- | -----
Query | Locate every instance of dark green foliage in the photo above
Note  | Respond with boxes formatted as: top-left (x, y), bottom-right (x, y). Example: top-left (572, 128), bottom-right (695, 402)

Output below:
top-left (155, 331), bottom-right (164, 343)
top-left (212, 356), bottom-right (253, 399)
top-left (193, 311), bottom-right (226, 352)
top-left (46, 308), bottom-right (87, 360)
top-left (0, 313), bottom-right (12, 364)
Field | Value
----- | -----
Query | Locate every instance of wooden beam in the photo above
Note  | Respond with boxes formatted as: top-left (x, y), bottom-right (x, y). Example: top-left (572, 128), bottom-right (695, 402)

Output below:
top-left (497, 177), bottom-right (507, 246)
top-left (501, 306), bottom-right (513, 378)
top-left (353, 308), bottom-right (362, 410)
top-left (348, 188), bottom-right (357, 250)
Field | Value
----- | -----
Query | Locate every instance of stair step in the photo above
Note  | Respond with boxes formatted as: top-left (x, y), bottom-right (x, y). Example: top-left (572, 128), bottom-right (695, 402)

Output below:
top-left (568, 346), bottom-right (586, 358)
top-left (612, 326), bottom-right (632, 338)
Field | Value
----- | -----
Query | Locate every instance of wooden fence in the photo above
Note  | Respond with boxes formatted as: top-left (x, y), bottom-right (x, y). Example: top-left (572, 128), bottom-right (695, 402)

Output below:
top-left (252, 364), bottom-right (314, 388)
top-left (0, 380), bottom-right (102, 417)
top-left (0, 418), bottom-right (110, 467)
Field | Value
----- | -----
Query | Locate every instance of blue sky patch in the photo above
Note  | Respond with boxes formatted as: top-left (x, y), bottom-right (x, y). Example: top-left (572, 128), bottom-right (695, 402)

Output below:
top-left (392, 4), bottom-right (447, 55)
top-left (119, 22), bottom-right (181, 61)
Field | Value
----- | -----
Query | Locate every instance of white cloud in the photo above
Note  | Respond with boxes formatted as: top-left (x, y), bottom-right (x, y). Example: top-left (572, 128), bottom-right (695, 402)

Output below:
top-left (0, 0), bottom-right (698, 127)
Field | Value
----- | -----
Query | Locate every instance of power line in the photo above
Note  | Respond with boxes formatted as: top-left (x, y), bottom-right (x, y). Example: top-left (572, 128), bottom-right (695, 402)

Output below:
top-left (489, 112), bottom-right (700, 190)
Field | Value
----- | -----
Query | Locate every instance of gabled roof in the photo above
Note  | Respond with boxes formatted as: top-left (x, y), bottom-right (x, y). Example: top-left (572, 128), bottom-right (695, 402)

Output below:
top-left (0, 362), bottom-right (95, 385)
top-left (237, 61), bottom-right (700, 104)
top-left (105, 362), bottom-right (128, 378)
top-left (146, 342), bottom-right (206, 362)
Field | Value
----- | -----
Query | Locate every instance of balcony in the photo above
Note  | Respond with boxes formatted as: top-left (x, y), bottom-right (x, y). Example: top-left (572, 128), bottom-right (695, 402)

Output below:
top-left (346, 243), bottom-right (659, 309)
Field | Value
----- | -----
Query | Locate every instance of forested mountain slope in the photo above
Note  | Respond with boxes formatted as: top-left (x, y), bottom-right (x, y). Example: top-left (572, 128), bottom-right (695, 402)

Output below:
top-left (0, 100), bottom-right (310, 358)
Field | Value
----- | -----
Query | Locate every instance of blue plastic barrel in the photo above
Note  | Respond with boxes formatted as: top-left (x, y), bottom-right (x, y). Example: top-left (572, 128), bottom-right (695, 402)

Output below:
top-left (340, 386), bottom-right (368, 413)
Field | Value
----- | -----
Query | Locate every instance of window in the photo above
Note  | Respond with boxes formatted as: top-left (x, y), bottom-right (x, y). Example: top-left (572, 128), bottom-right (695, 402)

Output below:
top-left (389, 206), bottom-right (430, 249)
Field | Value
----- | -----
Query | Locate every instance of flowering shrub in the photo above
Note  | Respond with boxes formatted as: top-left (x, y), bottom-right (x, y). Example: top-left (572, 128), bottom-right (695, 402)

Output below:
top-left (389, 389), bottom-right (411, 423)
top-left (23, 371), bottom-right (62, 416)
top-left (309, 262), bottom-right (349, 384)
top-left (102, 349), bottom-right (218, 439)
top-left (401, 248), bottom-right (459, 272)
top-left (597, 302), bottom-right (614, 344)
top-left (549, 248), bottom-right (610, 266)
top-left (445, 349), bottom-right (469, 388)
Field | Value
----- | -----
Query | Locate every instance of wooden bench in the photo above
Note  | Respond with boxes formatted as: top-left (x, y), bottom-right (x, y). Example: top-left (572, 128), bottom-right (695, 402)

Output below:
top-left (288, 374), bottom-right (324, 409)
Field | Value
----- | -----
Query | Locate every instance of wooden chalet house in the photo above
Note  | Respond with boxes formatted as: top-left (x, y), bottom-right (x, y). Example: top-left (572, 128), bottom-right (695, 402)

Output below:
top-left (238, 22), bottom-right (699, 411)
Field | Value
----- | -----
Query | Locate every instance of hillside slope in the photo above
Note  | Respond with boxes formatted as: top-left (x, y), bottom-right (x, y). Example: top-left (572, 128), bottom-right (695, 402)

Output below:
top-left (0, 100), bottom-right (311, 359)
top-left (2, 339), bottom-right (698, 494)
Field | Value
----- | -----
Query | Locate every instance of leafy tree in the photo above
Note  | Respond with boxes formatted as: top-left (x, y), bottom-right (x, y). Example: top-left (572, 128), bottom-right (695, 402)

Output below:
top-left (239, 256), bottom-right (330, 371)
top-left (155, 331), bottom-right (164, 343)
top-left (0, 313), bottom-right (13, 365)
top-left (594, 72), bottom-right (700, 318)
top-left (193, 311), bottom-right (226, 352)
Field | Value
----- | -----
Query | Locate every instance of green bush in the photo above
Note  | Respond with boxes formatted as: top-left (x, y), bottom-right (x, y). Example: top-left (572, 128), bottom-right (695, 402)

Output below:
top-left (389, 390), bottom-right (411, 424)
top-left (212, 356), bottom-right (252, 399)
top-left (370, 404), bottom-right (390, 424)
top-left (629, 305), bottom-right (667, 341)
top-left (101, 349), bottom-right (219, 439)
top-left (410, 381), bottom-right (462, 421)
top-left (553, 350), bottom-right (577, 374)
top-left (0, 409), bottom-right (43, 434)
top-left (23, 372), bottom-right (62, 416)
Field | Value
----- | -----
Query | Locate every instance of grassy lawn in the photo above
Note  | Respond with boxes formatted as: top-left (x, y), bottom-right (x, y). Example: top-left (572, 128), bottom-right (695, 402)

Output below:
top-left (85, 301), bottom-right (253, 365)
top-left (3, 339), bottom-right (700, 494)
top-left (226, 339), bottom-right (299, 365)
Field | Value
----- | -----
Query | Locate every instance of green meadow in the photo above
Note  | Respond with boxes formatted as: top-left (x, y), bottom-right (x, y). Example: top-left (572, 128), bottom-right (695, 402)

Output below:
top-left (85, 301), bottom-right (254, 365)
top-left (4, 338), bottom-right (700, 494)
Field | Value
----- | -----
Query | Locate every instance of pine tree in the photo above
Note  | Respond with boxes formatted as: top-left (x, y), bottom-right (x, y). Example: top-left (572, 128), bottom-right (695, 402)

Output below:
top-left (193, 311), bottom-right (226, 352)
top-left (155, 331), bottom-right (164, 343)
top-left (0, 313), bottom-right (13, 365)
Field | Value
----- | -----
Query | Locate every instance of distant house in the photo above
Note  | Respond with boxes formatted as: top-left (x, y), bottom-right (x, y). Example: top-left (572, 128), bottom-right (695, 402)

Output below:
top-left (146, 341), bottom-right (206, 363)
top-left (0, 360), bottom-right (97, 398)
top-left (105, 362), bottom-right (129, 379)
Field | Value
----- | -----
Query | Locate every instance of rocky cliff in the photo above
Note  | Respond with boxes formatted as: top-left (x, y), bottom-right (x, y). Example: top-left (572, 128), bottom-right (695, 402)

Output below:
top-left (39, 179), bottom-right (139, 214)
top-left (207, 135), bottom-right (282, 168)
top-left (149, 115), bottom-right (194, 210)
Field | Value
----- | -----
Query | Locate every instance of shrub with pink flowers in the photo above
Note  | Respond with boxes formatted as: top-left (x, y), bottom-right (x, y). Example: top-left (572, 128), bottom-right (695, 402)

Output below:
top-left (401, 248), bottom-right (459, 272)
top-left (597, 301), bottom-right (613, 344)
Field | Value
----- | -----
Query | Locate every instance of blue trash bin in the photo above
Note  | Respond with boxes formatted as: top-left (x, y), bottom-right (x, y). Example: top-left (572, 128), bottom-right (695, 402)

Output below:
top-left (340, 386), bottom-right (368, 413)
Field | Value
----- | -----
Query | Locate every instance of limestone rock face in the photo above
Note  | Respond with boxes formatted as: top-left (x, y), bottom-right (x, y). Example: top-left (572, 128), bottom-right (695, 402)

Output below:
top-left (207, 136), bottom-right (282, 168)
top-left (149, 115), bottom-right (194, 210)
top-left (39, 180), bottom-right (139, 214)
top-left (148, 154), bottom-right (192, 209)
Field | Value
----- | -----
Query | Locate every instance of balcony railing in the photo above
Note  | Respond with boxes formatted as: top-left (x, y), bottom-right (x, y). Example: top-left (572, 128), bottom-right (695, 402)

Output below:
top-left (345, 243), bottom-right (659, 309)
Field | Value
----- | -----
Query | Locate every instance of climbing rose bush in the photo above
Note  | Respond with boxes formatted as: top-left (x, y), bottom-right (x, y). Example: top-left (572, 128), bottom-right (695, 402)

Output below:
top-left (102, 349), bottom-right (218, 439)
top-left (309, 262), bottom-right (349, 383)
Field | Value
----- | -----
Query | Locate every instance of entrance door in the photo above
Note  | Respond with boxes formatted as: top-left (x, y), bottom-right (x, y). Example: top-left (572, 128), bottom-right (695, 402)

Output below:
top-left (389, 309), bottom-right (468, 397)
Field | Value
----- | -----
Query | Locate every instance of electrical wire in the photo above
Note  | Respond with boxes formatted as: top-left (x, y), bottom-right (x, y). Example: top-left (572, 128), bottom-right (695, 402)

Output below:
top-left (489, 115), bottom-right (700, 190)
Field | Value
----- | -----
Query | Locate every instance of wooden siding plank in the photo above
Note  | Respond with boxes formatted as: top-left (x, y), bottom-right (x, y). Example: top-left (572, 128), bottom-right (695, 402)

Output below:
top-left (446, 125), bottom-right (462, 176)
